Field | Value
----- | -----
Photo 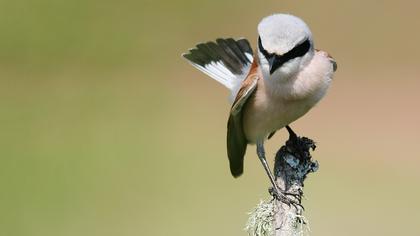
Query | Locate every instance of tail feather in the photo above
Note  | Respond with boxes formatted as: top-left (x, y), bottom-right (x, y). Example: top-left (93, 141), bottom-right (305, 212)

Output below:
top-left (215, 38), bottom-right (250, 74)
top-left (221, 38), bottom-right (252, 65)
top-left (183, 38), bottom-right (254, 91)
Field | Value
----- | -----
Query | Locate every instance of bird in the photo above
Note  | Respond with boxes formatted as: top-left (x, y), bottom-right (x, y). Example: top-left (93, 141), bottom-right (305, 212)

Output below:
top-left (182, 14), bottom-right (337, 201)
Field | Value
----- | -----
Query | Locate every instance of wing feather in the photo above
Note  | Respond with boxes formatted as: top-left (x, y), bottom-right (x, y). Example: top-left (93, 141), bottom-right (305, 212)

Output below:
top-left (183, 38), bottom-right (253, 91)
top-left (227, 59), bottom-right (260, 177)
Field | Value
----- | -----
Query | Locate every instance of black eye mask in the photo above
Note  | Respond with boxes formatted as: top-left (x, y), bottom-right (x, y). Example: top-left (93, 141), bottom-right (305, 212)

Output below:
top-left (258, 37), bottom-right (311, 74)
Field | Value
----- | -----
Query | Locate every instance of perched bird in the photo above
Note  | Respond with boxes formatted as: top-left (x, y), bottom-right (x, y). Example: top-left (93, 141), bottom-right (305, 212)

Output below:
top-left (183, 14), bottom-right (336, 200)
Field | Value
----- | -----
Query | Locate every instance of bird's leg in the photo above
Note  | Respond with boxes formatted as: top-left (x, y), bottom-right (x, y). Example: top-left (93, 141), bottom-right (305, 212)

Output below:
top-left (256, 140), bottom-right (299, 205)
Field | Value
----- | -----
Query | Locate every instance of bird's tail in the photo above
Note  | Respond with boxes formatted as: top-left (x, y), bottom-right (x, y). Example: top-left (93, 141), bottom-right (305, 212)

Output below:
top-left (182, 38), bottom-right (254, 97)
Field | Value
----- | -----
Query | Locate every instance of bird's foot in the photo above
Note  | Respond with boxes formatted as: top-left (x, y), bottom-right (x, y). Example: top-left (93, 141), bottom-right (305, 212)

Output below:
top-left (269, 187), bottom-right (303, 210)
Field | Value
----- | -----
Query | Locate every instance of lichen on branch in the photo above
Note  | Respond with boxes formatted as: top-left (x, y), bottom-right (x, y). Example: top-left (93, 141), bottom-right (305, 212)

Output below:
top-left (246, 135), bottom-right (318, 236)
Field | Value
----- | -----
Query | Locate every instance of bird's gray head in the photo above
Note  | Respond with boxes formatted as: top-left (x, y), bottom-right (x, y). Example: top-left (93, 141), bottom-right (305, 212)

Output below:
top-left (257, 14), bottom-right (314, 79)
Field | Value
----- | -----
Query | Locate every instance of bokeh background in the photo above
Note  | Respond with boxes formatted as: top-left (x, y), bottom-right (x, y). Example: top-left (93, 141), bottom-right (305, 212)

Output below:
top-left (1, 0), bottom-right (419, 235)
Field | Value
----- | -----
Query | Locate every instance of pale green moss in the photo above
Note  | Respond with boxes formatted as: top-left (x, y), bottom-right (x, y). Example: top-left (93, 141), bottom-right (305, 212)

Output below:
top-left (245, 199), bottom-right (310, 236)
top-left (245, 200), bottom-right (275, 236)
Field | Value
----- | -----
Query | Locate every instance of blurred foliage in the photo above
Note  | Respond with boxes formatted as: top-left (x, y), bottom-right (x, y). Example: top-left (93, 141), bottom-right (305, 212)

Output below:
top-left (1, 0), bottom-right (419, 236)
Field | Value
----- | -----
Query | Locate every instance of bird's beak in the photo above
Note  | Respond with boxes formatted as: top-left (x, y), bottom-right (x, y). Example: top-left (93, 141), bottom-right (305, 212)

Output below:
top-left (268, 56), bottom-right (277, 75)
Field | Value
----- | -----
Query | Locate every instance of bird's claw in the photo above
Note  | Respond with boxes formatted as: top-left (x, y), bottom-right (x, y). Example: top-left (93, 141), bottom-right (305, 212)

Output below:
top-left (269, 187), bottom-right (304, 210)
top-left (269, 187), bottom-right (301, 201)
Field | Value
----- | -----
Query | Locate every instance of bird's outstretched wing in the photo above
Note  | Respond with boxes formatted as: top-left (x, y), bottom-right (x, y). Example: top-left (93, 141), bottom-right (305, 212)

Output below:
top-left (227, 59), bottom-right (260, 177)
top-left (182, 38), bottom-right (253, 100)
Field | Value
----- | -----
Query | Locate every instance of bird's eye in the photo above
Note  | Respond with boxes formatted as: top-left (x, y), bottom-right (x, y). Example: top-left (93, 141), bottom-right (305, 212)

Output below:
top-left (258, 36), bottom-right (311, 74)
top-left (258, 37), bottom-right (310, 62)
top-left (258, 37), bottom-right (272, 59)
top-left (284, 39), bottom-right (311, 61)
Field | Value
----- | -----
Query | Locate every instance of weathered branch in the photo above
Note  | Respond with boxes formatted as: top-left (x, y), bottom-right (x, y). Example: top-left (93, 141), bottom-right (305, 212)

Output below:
top-left (246, 135), bottom-right (318, 236)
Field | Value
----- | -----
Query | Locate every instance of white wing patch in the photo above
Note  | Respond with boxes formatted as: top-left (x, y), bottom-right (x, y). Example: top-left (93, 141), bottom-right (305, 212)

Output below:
top-left (183, 38), bottom-right (254, 102)
top-left (187, 61), bottom-right (237, 90)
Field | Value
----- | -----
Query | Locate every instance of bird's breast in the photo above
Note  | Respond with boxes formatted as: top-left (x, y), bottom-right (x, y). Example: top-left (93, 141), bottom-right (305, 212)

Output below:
top-left (242, 51), bottom-right (334, 143)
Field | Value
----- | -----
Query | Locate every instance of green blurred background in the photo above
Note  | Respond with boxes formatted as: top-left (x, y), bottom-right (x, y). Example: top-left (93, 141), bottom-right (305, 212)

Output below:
top-left (1, 0), bottom-right (419, 235)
